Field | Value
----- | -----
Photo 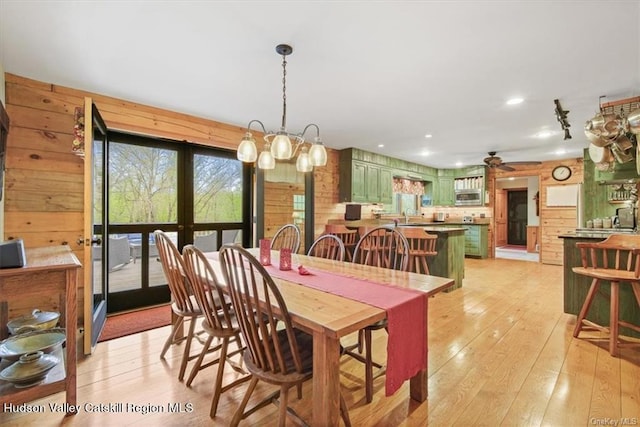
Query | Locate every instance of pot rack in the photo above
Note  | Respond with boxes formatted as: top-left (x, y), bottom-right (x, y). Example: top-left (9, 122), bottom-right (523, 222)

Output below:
top-left (599, 95), bottom-right (640, 117)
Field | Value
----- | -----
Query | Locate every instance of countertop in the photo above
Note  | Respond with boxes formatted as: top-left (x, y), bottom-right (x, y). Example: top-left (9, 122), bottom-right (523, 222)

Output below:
top-left (559, 230), bottom-right (639, 239)
top-left (330, 218), bottom-right (489, 227)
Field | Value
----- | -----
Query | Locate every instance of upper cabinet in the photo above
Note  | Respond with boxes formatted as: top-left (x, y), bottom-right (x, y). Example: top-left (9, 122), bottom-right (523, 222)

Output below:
top-left (338, 148), bottom-right (486, 207)
top-left (434, 169), bottom-right (455, 206)
top-left (339, 152), bottom-right (393, 204)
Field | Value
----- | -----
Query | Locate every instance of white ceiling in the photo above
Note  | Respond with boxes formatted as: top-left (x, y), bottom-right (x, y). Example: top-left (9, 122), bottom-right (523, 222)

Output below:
top-left (1, 1), bottom-right (639, 169)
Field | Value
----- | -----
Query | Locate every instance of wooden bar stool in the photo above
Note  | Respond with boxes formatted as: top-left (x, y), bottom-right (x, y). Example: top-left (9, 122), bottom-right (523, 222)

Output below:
top-left (572, 235), bottom-right (640, 357)
top-left (324, 224), bottom-right (358, 261)
top-left (398, 227), bottom-right (438, 275)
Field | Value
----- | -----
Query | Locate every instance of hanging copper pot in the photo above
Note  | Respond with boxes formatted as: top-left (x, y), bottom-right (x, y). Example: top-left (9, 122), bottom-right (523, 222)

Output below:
top-left (589, 143), bottom-right (614, 171)
top-left (627, 108), bottom-right (640, 134)
top-left (584, 112), bottom-right (623, 146)
top-left (611, 135), bottom-right (634, 163)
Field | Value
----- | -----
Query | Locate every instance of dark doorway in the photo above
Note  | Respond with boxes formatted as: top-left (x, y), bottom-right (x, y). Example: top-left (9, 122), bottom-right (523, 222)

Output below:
top-left (507, 190), bottom-right (528, 246)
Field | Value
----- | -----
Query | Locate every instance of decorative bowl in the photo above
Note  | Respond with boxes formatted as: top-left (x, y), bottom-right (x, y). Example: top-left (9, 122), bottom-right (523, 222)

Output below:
top-left (7, 309), bottom-right (60, 335)
top-left (0, 351), bottom-right (59, 388)
top-left (0, 328), bottom-right (66, 361)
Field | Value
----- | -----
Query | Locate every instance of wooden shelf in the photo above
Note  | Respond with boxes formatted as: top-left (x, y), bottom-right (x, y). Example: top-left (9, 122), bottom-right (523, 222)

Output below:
top-left (0, 246), bottom-right (81, 414)
top-left (0, 347), bottom-right (66, 404)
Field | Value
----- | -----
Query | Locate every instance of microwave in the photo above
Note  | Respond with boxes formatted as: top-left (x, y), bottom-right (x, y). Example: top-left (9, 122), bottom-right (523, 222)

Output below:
top-left (455, 189), bottom-right (483, 206)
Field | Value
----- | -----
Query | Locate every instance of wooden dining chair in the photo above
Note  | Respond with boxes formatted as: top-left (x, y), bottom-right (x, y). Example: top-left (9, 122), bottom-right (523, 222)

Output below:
top-left (572, 234), bottom-right (640, 357)
top-left (270, 223), bottom-right (301, 254)
top-left (352, 226), bottom-right (409, 271)
top-left (181, 245), bottom-right (251, 418)
top-left (324, 224), bottom-right (358, 261)
top-left (219, 245), bottom-right (351, 427)
top-left (398, 227), bottom-right (438, 274)
top-left (348, 226), bottom-right (410, 403)
top-left (154, 230), bottom-right (202, 381)
top-left (307, 234), bottom-right (346, 261)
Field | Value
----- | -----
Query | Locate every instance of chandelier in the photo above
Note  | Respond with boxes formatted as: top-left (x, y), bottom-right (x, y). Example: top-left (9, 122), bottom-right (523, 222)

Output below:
top-left (236, 44), bottom-right (327, 173)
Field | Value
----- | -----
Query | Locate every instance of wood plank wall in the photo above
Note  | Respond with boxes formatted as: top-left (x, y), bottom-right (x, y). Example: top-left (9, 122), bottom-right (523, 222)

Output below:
top-left (492, 157), bottom-right (584, 265)
top-left (2, 73), bottom-right (342, 323)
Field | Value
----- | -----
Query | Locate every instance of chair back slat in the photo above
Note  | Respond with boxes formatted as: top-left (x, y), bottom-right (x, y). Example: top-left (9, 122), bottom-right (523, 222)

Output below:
top-left (398, 227), bottom-right (438, 253)
top-left (182, 245), bottom-right (233, 332)
top-left (271, 224), bottom-right (301, 253)
top-left (576, 235), bottom-right (640, 279)
top-left (220, 245), bottom-right (304, 375)
top-left (155, 230), bottom-right (196, 313)
top-left (353, 226), bottom-right (409, 271)
top-left (308, 234), bottom-right (346, 261)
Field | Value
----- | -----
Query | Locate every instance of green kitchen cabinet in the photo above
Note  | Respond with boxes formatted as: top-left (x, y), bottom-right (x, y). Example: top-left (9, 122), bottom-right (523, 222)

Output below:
top-left (339, 155), bottom-right (393, 204)
top-left (462, 224), bottom-right (488, 258)
top-left (435, 176), bottom-right (455, 206)
top-left (379, 167), bottom-right (393, 204)
top-left (350, 161), bottom-right (367, 202)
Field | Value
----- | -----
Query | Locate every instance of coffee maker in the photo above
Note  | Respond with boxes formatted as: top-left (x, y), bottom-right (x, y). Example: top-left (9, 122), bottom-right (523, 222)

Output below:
top-left (615, 207), bottom-right (636, 229)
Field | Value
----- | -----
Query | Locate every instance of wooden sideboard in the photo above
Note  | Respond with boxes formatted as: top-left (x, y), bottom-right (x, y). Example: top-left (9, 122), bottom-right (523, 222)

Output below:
top-left (0, 246), bottom-right (81, 413)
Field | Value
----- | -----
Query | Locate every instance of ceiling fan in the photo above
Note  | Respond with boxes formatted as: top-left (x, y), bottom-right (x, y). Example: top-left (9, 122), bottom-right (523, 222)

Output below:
top-left (483, 151), bottom-right (542, 171)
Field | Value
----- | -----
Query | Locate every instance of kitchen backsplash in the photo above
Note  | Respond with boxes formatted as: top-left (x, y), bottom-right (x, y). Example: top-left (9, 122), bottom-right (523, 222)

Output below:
top-left (327, 203), bottom-right (492, 220)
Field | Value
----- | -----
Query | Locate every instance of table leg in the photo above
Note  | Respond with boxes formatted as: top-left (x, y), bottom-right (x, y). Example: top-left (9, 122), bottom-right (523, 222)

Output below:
top-left (66, 268), bottom-right (78, 414)
top-left (313, 331), bottom-right (341, 426)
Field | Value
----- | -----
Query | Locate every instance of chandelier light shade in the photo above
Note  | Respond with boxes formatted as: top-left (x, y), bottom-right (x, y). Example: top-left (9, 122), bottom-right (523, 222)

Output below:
top-left (237, 132), bottom-right (258, 162)
top-left (236, 44), bottom-right (327, 173)
top-left (258, 143), bottom-right (276, 169)
top-left (309, 139), bottom-right (328, 166)
top-left (271, 132), bottom-right (293, 160)
top-left (296, 146), bottom-right (313, 173)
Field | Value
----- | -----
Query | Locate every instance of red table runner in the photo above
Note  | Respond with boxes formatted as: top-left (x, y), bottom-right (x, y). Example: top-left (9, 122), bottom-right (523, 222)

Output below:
top-left (209, 251), bottom-right (427, 397)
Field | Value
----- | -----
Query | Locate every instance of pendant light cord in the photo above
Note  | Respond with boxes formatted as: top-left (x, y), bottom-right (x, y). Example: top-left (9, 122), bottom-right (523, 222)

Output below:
top-left (281, 54), bottom-right (287, 130)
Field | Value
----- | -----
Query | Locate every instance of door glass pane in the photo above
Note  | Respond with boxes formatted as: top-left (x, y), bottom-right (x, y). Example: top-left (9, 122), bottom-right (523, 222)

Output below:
top-left (92, 130), bottom-right (105, 311)
top-left (193, 154), bottom-right (242, 223)
top-left (108, 143), bottom-right (178, 224)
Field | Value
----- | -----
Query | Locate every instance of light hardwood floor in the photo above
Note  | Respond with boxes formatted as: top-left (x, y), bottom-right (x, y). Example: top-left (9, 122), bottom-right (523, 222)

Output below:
top-left (2, 258), bottom-right (639, 426)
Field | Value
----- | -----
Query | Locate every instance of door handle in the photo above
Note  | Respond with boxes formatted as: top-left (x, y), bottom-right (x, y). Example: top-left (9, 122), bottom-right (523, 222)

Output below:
top-left (77, 237), bottom-right (102, 246)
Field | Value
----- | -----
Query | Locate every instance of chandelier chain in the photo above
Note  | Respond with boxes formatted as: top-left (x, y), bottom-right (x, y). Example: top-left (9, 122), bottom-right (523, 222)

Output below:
top-left (281, 56), bottom-right (287, 129)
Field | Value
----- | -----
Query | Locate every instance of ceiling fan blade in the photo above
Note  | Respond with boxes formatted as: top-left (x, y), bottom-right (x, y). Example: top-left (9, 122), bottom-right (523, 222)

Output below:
top-left (497, 164), bottom-right (515, 171)
top-left (503, 161), bottom-right (543, 166)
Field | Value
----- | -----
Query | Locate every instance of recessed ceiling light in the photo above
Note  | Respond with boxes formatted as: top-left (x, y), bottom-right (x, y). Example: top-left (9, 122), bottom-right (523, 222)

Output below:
top-left (506, 97), bottom-right (524, 105)
top-left (535, 130), bottom-right (555, 139)
top-left (378, 144), bottom-right (384, 148)
top-left (420, 150), bottom-right (430, 156)
top-left (556, 148), bottom-right (567, 155)
top-left (455, 161), bottom-right (463, 167)
top-left (424, 134), bottom-right (433, 139)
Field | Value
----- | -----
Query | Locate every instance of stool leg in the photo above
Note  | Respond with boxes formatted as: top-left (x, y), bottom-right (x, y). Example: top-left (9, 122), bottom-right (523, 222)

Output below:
top-left (420, 256), bottom-right (430, 275)
top-left (573, 278), bottom-right (600, 338)
top-left (632, 282), bottom-right (640, 308)
top-left (609, 281), bottom-right (619, 357)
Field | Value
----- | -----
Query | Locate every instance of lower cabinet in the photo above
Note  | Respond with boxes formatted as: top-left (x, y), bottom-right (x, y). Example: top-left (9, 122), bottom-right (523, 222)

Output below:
top-left (462, 224), bottom-right (488, 258)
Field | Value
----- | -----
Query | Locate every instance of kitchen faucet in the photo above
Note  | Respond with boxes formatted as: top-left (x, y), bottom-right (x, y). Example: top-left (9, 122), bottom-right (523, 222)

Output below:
top-left (404, 208), bottom-right (417, 223)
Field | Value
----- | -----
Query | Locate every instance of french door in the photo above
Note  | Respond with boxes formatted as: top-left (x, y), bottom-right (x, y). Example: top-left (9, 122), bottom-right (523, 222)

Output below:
top-left (105, 134), bottom-right (251, 313)
top-left (82, 99), bottom-right (108, 354)
top-left (83, 100), bottom-right (252, 354)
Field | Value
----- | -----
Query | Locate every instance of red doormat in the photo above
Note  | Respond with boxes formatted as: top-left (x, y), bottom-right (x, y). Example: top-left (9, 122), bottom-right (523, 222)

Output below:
top-left (98, 305), bottom-right (172, 342)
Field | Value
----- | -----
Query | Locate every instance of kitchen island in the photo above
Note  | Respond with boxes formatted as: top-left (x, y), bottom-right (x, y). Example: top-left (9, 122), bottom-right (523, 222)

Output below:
top-left (560, 232), bottom-right (640, 338)
top-left (328, 219), bottom-right (466, 291)
top-left (403, 226), bottom-right (465, 291)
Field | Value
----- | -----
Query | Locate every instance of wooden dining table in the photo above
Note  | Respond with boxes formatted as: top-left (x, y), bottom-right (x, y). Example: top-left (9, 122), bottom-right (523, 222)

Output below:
top-left (204, 248), bottom-right (454, 426)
